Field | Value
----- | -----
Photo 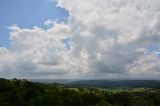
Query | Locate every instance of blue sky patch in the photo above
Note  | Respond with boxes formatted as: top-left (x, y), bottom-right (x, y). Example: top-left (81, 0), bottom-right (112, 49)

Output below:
top-left (0, 0), bottom-right (68, 48)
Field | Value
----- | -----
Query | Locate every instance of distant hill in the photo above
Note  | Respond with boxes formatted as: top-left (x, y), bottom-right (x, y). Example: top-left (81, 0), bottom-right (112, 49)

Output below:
top-left (29, 79), bottom-right (160, 88)
top-left (69, 80), bottom-right (160, 88)
top-left (28, 79), bottom-right (77, 84)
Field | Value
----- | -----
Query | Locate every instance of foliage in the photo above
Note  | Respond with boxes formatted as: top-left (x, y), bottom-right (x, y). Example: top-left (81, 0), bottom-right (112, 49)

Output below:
top-left (0, 78), bottom-right (160, 106)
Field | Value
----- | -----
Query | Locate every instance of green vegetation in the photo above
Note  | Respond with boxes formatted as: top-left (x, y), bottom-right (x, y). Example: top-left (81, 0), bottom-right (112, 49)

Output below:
top-left (0, 78), bottom-right (160, 106)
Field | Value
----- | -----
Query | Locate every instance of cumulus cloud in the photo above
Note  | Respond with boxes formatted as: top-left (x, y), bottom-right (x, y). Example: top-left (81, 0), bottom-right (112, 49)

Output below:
top-left (1, 0), bottom-right (160, 79)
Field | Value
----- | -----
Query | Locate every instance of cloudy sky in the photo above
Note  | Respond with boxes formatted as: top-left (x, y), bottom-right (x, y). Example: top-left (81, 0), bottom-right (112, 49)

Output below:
top-left (0, 0), bottom-right (160, 79)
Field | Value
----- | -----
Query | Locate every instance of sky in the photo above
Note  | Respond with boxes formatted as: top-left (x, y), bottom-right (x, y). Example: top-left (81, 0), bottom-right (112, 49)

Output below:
top-left (0, 0), bottom-right (160, 79)
top-left (0, 0), bottom-right (68, 48)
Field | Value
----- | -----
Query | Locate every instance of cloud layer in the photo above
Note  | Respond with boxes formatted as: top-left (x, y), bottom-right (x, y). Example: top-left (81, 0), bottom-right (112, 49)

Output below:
top-left (1, 0), bottom-right (160, 79)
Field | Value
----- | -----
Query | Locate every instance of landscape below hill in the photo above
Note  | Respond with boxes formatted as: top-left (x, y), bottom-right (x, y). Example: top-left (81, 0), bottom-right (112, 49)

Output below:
top-left (0, 78), bottom-right (160, 106)
top-left (30, 79), bottom-right (160, 88)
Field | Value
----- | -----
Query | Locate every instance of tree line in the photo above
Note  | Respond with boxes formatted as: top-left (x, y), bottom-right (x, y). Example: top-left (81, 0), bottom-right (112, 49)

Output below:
top-left (0, 78), bottom-right (160, 106)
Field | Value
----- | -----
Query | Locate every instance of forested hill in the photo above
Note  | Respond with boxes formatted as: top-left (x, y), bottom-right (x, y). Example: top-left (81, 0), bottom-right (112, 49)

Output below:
top-left (0, 78), bottom-right (160, 106)
top-left (69, 80), bottom-right (160, 88)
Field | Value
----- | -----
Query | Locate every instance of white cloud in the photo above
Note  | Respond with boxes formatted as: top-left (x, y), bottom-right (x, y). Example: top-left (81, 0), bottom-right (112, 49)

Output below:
top-left (57, 0), bottom-right (160, 78)
top-left (128, 53), bottom-right (160, 74)
top-left (0, 0), bottom-right (160, 79)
